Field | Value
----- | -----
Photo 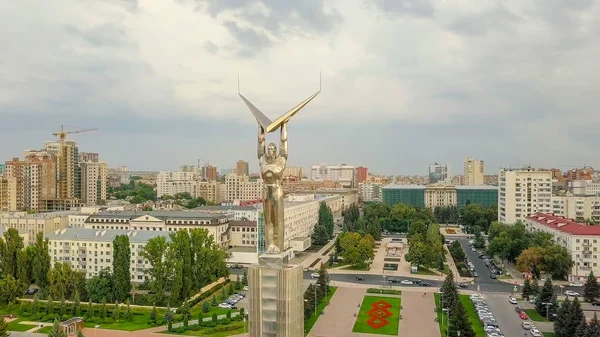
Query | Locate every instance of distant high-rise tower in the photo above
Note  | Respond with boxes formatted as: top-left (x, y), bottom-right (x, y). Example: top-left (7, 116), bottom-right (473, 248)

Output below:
top-left (429, 163), bottom-right (450, 183)
top-left (81, 161), bottom-right (108, 205)
top-left (236, 160), bottom-right (249, 176)
top-left (464, 157), bottom-right (484, 185)
top-left (203, 165), bottom-right (218, 181)
top-left (357, 166), bottom-right (368, 183)
top-left (4, 151), bottom-right (56, 211)
top-left (44, 140), bottom-right (80, 200)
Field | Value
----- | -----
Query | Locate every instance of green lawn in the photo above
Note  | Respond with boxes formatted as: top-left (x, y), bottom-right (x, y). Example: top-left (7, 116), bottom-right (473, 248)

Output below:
top-left (416, 268), bottom-right (437, 275)
top-left (434, 294), bottom-right (485, 337)
top-left (342, 265), bottom-right (370, 271)
top-left (352, 296), bottom-right (401, 335)
top-left (543, 333), bottom-right (556, 337)
top-left (304, 286), bottom-right (337, 336)
top-left (159, 323), bottom-right (246, 337)
top-left (524, 309), bottom-right (549, 322)
top-left (36, 326), bottom-right (53, 334)
top-left (7, 318), bottom-right (36, 332)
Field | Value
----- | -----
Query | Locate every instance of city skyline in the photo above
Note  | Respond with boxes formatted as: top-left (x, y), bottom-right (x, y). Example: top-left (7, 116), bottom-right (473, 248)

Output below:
top-left (1, 1), bottom-right (599, 175)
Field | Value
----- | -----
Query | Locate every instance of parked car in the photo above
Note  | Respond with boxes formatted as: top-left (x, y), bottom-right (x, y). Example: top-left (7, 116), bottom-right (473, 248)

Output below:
top-left (389, 278), bottom-right (401, 283)
top-left (509, 297), bottom-right (517, 304)
top-left (401, 280), bottom-right (413, 285)
top-left (519, 311), bottom-right (529, 320)
top-left (591, 301), bottom-right (600, 306)
top-left (515, 306), bottom-right (523, 313)
top-left (565, 290), bottom-right (579, 297)
top-left (420, 282), bottom-right (431, 287)
top-left (355, 276), bottom-right (365, 281)
top-left (473, 272), bottom-right (479, 277)
top-left (311, 273), bottom-right (319, 279)
top-left (457, 283), bottom-right (469, 289)
top-left (522, 321), bottom-right (532, 330)
top-left (413, 280), bottom-right (422, 285)
top-left (489, 273), bottom-right (497, 279)
top-left (243, 285), bottom-right (248, 291)
top-left (471, 247), bottom-right (476, 252)
top-left (569, 282), bottom-right (583, 287)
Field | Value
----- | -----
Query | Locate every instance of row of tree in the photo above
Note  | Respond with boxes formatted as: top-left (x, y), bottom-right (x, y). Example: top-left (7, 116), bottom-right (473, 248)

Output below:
top-left (405, 222), bottom-right (444, 271)
top-left (555, 297), bottom-right (600, 337)
top-left (485, 222), bottom-right (573, 278)
top-left (457, 203), bottom-right (497, 233)
top-left (311, 202), bottom-right (336, 245)
top-left (439, 271), bottom-right (476, 337)
top-left (140, 229), bottom-right (230, 305)
top-left (303, 264), bottom-right (330, 321)
top-left (343, 204), bottom-right (382, 241)
top-left (334, 232), bottom-right (375, 268)
top-left (109, 179), bottom-right (156, 204)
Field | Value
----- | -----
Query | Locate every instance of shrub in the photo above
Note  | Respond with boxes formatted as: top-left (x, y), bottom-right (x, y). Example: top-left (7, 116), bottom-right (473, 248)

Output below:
top-left (103, 318), bottom-right (115, 324)
top-left (201, 302), bottom-right (210, 313)
top-left (218, 318), bottom-right (231, 325)
top-left (22, 311), bottom-right (30, 317)
top-left (203, 322), bottom-right (245, 334)
top-left (177, 326), bottom-right (185, 333)
top-left (200, 321), bottom-right (217, 328)
top-left (61, 314), bottom-right (70, 321)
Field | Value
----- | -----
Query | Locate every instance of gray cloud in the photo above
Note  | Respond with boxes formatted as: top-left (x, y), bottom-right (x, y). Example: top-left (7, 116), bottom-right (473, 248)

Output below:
top-left (367, 0), bottom-right (435, 18)
top-left (65, 23), bottom-right (130, 47)
top-left (203, 40), bottom-right (219, 54)
top-left (222, 20), bottom-right (272, 54)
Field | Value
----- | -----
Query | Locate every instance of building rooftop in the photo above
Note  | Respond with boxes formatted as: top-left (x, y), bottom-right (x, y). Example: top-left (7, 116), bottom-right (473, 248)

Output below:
top-left (87, 210), bottom-right (228, 221)
top-left (228, 246), bottom-right (257, 253)
top-left (229, 220), bottom-right (256, 227)
top-left (0, 211), bottom-right (80, 219)
top-left (526, 213), bottom-right (600, 236)
top-left (194, 205), bottom-right (259, 212)
top-left (382, 184), bottom-right (426, 190)
top-left (46, 228), bottom-right (171, 242)
top-left (455, 185), bottom-right (498, 190)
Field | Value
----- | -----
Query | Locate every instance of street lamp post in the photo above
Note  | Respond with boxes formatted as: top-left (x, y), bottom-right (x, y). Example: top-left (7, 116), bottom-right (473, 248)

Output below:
top-left (542, 302), bottom-right (553, 320)
top-left (94, 325), bottom-right (100, 337)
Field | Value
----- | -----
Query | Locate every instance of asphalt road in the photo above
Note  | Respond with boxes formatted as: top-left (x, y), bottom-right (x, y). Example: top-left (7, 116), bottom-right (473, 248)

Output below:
top-left (485, 296), bottom-right (529, 337)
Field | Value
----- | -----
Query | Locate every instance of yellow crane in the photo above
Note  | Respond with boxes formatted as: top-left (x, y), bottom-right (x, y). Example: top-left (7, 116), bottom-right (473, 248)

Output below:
top-left (52, 124), bottom-right (98, 143)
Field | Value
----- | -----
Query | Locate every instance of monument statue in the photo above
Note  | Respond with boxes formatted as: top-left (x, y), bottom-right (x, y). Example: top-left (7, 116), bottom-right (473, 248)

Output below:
top-left (239, 75), bottom-right (321, 255)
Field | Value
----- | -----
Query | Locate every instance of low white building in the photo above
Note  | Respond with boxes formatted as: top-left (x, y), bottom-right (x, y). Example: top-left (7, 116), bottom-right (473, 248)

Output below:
top-left (46, 228), bottom-right (170, 282)
top-left (524, 213), bottom-right (600, 282)
top-left (358, 183), bottom-right (383, 203)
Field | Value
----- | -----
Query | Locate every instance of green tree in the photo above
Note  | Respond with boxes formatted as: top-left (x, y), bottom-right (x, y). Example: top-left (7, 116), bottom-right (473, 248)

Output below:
top-left (543, 244), bottom-right (574, 279)
top-left (112, 235), bottom-right (131, 302)
top-left (16, 249), bottom-right (28, 291)
top-left (112, 302), bottom-right (120, 321)
top-left (73, 290), bottom-right (81, 316)
top-left (48, 263), bottom-right (74, 300)
top-left (584, 271), bottom-right (600, 303)
top-left (242, 270), bottom-right (248, 286)
top-left (169, 230), bottom-right (193, 302)
top-left (317, 263), bottom-right (329, 299)
top-left (140, 236), bottom-right (170, 305)
top-left (343, 203), bottom-right (360, 231)
top-left (0, 315), bottom-right (9, 337)
top-left (318, 202), bottom-right (335, 238)
top-left (338, 232), bottom-right (375, 268)
top-left (100, 299), bottom-right (107, 318)
top-left (149, 305), bottom-right (157, 322)
top-left (447, 299), bottom-right (475, 337)
top-left (531, 278), bottom-right (540, 296)
top-left (76, 330), bottom-right (85, 337)
top-left (2, 228), bottom-right (24, 279)
top-left (311, 224), bottom-right (329, 245)
top-left (522, 278), bottom-right (533, 300)
top-left (473, 226), bottom-right (486, 249)
top-left (407, 220), bottom-right (427, 242)
top-left (46, 296), bottom-right (54, 314)
top-left (33, 233), bottom-right (51, 291)
top-left (227, 282), bottom-right (234, 296)
top-left (47, 318), bottom-right (66, 337)
top-left (535, 278), bottom-right (557, 319)
top-left (85, 269), bottom-right (114, 303)
top-left (440, 271), bottom-right (458, 310)
top-left (0, 275), bottom-right (21, 304)
top-left (126, 299), bottom-right (132, 321)
top-left (59, 298), bottom-right (66, 316)
top-left (405, 233), bottom-right (429, 268)
top-left (86, 299), bottom-right (93, 318)
top-left (211, 296), bottom-right (217, 306)
top-left (201, 301), bottom-right (210, 313)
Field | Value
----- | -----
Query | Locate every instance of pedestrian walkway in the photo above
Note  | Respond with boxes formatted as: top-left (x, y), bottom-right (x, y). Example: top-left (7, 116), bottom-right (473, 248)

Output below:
top-left (308, 287), bottom-right (366, 336)
top-left (299, 238), bottom-right (337, 270)
top-left (479, 292), bottom-right (512, 299)
top-left (398, 291), bottom-right (440, 337)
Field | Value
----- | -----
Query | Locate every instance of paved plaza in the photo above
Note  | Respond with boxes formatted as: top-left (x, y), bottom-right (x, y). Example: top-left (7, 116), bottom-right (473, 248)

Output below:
top-left (398, 291), bottom-right (440, 337)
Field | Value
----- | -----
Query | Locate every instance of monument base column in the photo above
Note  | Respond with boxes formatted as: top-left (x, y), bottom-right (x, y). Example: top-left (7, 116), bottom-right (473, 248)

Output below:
top-left (248, 252), bottom-right (304, 337)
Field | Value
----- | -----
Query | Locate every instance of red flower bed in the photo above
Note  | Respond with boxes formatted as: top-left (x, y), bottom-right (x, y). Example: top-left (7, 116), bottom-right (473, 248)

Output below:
top-left (445, 229), bottom-right (457, 234)
top-left (366, 300), bottom-right (392, 329)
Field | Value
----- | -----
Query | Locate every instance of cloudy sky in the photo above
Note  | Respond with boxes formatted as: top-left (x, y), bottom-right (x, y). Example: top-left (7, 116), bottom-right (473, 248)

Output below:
top-left (1, 0), bottom-right (599, 175)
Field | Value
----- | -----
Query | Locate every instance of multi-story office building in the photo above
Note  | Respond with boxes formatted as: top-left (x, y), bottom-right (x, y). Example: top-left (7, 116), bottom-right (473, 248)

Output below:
top-left (569, 180), bottom-right (600, 196)
top-left (310, 163), bottom-right (356, 188)
top-left (356, 166), bottom-right (368, 184)
top-left (84, 211), bottom-right (232, 247)
top-left (156, 171), bottom-right (197, 197)
top-left (0, 175), bottom-right (17, 212)
top-left (383, 184), bottom-right (498, 208)
top-left (283, 166), bottom-right (304, 180)
top-left (498, 167), bottom-right (552, 224)
top-left (358, 183), bottom-right (382, 203)
top-left (180, 165), bottom-right (200, 173)
top-left (79, 152), bottom-right (99, 163)
top-left (451, 175), bottom-right (465, 186)
top-left (464, 157), bottom-right (484, 186)
top-left (196, 181), bottom-right (222, 204)
top-left (236, 160), bottom-right (249, 176)
top-left (314, 188), bottom-right (357, 213)
top-left (229, 220), bottom-right (257, 247)
top-left (429, 163), bottom-right (450, 183)
top-left (551, 195), bottom-right (600, 223)
top-left (282, 179), bottom-right (340, 195)
top-left (256, 194), bottom-right (343, 255)
top-left (46, 228), bottom-right (170, 282)
top-left (80, 162), bottom-right (108, 206)
top-left (524, 213), bottom-right (600, 282)
top-left (1, 212), bottom-right (70, 245)
top-left (224, 173), bottom-right (262, 202)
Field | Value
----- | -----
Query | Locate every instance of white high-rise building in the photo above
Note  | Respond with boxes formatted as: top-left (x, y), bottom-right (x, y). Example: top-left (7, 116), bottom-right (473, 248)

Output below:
top-left (310, 163), bottom-right (356, 187)
top-left (156, 171), bottom-right (198, 197)
top-left (224, 173), bottom-right (262, 202)
top-left (498, 167), bottom-right (552, 224)
top-left (358, 183), bottom-right (383, 202)
top-left (464, 157), bottom-right (484, 186)
top-left (80, 161), bottom-right (108, 206)
top-left (429, 163), bottom-right (450, 183)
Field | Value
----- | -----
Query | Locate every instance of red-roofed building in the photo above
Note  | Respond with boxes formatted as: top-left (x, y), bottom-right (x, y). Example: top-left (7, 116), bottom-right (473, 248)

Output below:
top-left (525, 213), bottom-right (600, 282)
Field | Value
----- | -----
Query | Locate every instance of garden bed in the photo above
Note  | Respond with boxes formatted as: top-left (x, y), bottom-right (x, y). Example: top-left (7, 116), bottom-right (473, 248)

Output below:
top-left (352, 296), bottom-right (401, 335)
top-left (444, 229), bottom-right (457, 234)
top-left (366, 289), bottom-right (402, 296)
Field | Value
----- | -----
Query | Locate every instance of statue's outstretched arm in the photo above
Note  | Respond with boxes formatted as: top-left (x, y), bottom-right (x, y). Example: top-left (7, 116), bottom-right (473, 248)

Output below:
top-left (280, 122), bottom-right (288, 159)
top-left (258, 125), bottom-right (266, 159)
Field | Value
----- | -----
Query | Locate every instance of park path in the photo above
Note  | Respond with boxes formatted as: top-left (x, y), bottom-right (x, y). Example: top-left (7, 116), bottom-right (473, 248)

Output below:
top-left (398, 291), bottom-right (440, 337)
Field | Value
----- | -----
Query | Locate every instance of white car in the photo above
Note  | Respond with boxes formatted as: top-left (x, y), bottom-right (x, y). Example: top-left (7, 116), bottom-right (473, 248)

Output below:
top-left (401, 280), bottom-right (413, 285)
top-left (522, 321), bottom-right (532, 330)
top-left (311, 273), bottom-right (319, 279)
top-left (508, 297), bottom-right (517, 304)
top-left (471, 247), bottom-right (476, 252)
top-left (243, 285), bottom-right (248, 291)
top-left (569, 282), bottom-right (583, 287)
top-left (565, 290), bottom-right (579, 297)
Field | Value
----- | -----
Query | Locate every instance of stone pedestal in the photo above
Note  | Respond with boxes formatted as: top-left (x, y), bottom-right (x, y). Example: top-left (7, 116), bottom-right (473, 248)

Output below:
top-left (248, 252), bottom-right (304, 337)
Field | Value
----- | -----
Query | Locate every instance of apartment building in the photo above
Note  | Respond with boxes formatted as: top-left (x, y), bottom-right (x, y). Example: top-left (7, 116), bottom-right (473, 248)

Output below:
top-left (356, 166), bottom-right (368, 184)
top-left (84, 211), bottom-right (232, 247)
top-left (256, 194), bottom-right (343, 255)
top-left (551, 195), bottom-right (600, 223)
top-left (156, 171), bottom-right (197, 197)
top-left (0, 212), bottom-right (70, 245)
top-left (44, 141), bottom-right (80, 200)
top-left (282, 179), bottom-right (340, 195)
top-left (224, 173), bottom-right (262, 202)
top-left (464, 157), bottom-right (484, 186)
top-left (235, 160), bottom-right (249, 176)
top-left (46, 228), bottom-right (170, 282)
top-left (524, 213), bottom-right (600, 282)
top-left (498, 168), bottom-right (552, 224)
top-left (0, 175), bottom-right (17, 212)
top-left (79, 152), bottom-right (99, 163)
top-left (314, 188), bottom-right (357, 213)
top-left (195, 205), bottom-right (259, 222)
top-left (358, 183), bottom-right (382, 203)
top-left (80, 162), bottom-right (108, 206)
top-left (283, 166), bottom-right (304, 180)
top-left (229, 220), bottom-right (257, 247)
top-left (5, 151), bottom-right (57, 211)
top-left (310, 163), bottom-right (356, 188)
top-left (570, 180), bottom-right (600, 196)
top-left (196, 181), bottom-right (222, 204)
top-left (202, 165), bottom-right (218, 181)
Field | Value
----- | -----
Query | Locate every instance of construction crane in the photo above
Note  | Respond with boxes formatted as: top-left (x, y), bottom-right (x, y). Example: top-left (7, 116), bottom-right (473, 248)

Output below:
top-left (200, 157), bottom-right (210, 166)
top-left (52, 124), bottom-right (98, 143)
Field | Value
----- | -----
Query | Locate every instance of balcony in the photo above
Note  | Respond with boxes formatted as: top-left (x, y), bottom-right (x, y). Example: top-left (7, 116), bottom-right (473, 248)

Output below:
top-left (582, 254), bottom-right (593, 260)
